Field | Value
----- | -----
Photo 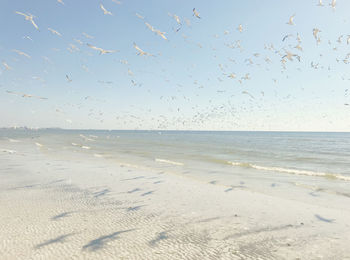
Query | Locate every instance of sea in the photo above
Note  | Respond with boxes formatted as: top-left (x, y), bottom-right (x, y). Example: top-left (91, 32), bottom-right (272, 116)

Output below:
top-left (1, 129), bottom-right (350, 205)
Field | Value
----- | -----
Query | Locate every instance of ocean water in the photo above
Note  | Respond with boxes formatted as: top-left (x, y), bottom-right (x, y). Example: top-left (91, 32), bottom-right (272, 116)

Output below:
top-left (1, 129), bottom-right (350, 203)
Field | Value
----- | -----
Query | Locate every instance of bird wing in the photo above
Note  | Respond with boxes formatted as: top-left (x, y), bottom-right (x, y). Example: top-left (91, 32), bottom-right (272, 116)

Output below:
top-left (289, 15), bottom-right (295, 24)
top-left (87, 43), bottom-right (103, 52)
top-left (100, 4), bottom-right (107, 12)
top-left (100, 4), bottom-right (111, 14)
top-left (104, 50), bottom-right (117, 54)
top-left (145, 23), bottom-right (154, 31)
top-left (133, 43), bottom-right (142, 52)
top-left (15, 11), bottom-right (27, 17)
top-left (31, 19), bottom-right (39, 30)
top-left (49, 28), bottom-right (61, 36)
top-left (6, 90), bottom-right (19, 95)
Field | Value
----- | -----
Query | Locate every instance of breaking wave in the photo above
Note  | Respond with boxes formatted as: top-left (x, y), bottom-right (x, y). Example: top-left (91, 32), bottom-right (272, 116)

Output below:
top-left (155, 158), bottom-right (184, 166)
top-left (227, 161), bottom-right (350, 181)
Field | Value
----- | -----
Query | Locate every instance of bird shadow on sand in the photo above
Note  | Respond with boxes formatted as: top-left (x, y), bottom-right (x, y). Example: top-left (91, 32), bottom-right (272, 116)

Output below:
top-left (126, 205), bottom-right (146, 212)
top-left (141, 190), bottom-right (155, 196)
top-left (121, 176), bottom-right (145, 181)
top-left (224, 224), bottom-right (300, 240)
top-left (149, 231), bottom-right (169, 247)
top-left (224, 185), bottom-right (246, 192)
top-left (9, 179), bottom-right (66, 191)
top-left (51, 211), bottom-right (75, 221)
top-left (93, 188), bottom-right (110, 198)
top-left (315, 214), bottom-right (335, 223)
top-left (34, 233), bottom-right (75, 249)
top-left (82, 229), bottom-right (136, 251)
top-left (126, 188), bottom-right (142, 194)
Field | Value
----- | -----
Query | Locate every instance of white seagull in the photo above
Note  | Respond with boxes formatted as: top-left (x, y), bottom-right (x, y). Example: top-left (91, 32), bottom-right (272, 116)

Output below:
top-left (282, 50), bottom-right (300, 61)
top-left (15, 11), bottom-right (39, 30)
top-left (192, 8), bottom-right (201, 19)
top-left (48, 28), bottom-right (62, 36)
top-left (82, 32), bottom-right (94, 39)
top-left (330, 0), bottom-right (336, 9)
top-left (133, 43), bottom-right (153, 56)
top-left (135, 13), bottom-right (144, 19)
top-left (23, 35), bottom-right (33, 41)
top-left (87, 43), bottom-right (118, 54)
top-left (12, 49), bottom-right (31, 58)
top-left (66, 75), bottom-right (72, 82)
top-left (100, 4), bottom-right (112, 15)
top-left (2, 61), bottom-right (12, 70)
top-left (313, 28), bottom-right (321, 39)
top-left (6, 90), bottom-right (47, 100)
top-left (287, 14), bottom-right (296, 25)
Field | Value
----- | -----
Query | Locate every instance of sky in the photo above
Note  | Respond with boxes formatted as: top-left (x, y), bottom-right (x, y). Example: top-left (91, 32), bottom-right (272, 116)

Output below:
top-left (0, 0), bottom-right (349, 131)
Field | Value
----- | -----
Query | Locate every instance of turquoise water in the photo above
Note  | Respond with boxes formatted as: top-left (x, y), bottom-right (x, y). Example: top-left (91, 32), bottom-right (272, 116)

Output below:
top-left (1, 129), bottom-right (350, 200)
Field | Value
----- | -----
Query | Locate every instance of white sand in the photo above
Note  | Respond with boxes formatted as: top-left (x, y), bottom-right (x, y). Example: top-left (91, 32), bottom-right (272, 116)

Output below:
top-left (1, 140), bottom-right (350, 259)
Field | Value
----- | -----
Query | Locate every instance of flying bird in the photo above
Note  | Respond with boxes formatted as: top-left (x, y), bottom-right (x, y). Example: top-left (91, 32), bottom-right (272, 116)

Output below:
top-left (282, 34), bottom-right (293, 41)
top-left (15, 11), bottom-right (39, 30)
top-left (313, 28), bottom-right (321, 39)
top-left (100, 4), bottom-right (112, 15)
top-left (6, 90), bottom-right (47, 100)
top-left (22, 35), bottom-right (33, 41)
top-left (242, 91), bottom-right (255, 99)
top-left (135, 13), bottom-right (144, 19)
top-left (66, 75), bottom-right (72, 82)
top-left (133, 42), bottom-right (153, 56)
top-left (294, 44), bottom-right (303, 51)
top-left (228, 73), bottom-right (236, 79)
top-left (317, 0), bottom-right (324, 6)
top-left (282, 50), bottom-right (300, 61)
top-left (287, 14), bottom-right (296, 25)
top-left (192, 8), bottom-right (201, 19)
top-left (87, 43), bottom-right (118, 54)
top-left (57, 0), bottom-right (64, 5)
top-left (82, 32), bottom-right (94, 39)
top-left (145, 23), bottom-right (167, 40)
top-left (237, 24), bottom-right (243, 33)
top-left (2, 61), bottom-right (12, 70)
top-left (12, 49), bottom-right (31, 58)
top-left (241, 73), bottom-right (250, 80)
top-left (48, 28), bottom-right (62, 36)
top-left (173, 14), bottom-right (181, 25)
top-left (330, 0), bottom-right (336, 9)
top-left (296, 33), bottom-right (302, 43)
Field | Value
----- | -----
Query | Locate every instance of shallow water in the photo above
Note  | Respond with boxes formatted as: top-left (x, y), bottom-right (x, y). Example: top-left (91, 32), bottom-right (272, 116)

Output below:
top-left (1, 129), bottom-right (350, 202)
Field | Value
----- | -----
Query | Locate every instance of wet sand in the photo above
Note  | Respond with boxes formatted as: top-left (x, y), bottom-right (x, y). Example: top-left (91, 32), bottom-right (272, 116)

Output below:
top-left (1, 140), bottom-right (350, 259)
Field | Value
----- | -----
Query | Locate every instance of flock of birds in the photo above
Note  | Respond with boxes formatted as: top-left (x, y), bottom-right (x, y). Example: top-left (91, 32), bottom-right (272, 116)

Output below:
top-left (1, 0), bottom-right (349, 129)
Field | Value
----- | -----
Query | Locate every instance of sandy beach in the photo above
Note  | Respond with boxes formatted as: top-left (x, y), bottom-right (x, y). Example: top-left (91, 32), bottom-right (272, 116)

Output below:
top-left (1, 138), bottom-right (350, 260)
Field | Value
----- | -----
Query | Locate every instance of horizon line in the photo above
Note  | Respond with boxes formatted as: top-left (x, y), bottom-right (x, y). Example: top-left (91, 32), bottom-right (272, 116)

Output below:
top-left (0, 127), bottom-right (349, 133)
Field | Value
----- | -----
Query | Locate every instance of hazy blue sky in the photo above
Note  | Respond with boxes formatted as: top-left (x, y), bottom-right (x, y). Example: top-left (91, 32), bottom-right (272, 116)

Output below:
top-left (0, 0), bottom-right (349, 131)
